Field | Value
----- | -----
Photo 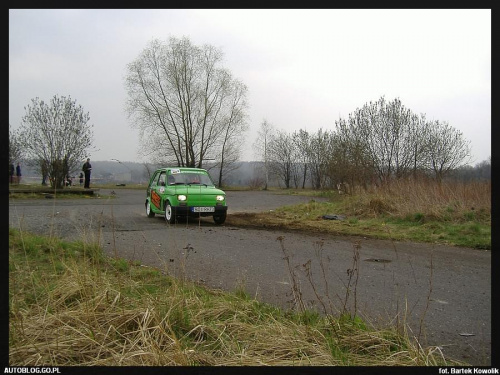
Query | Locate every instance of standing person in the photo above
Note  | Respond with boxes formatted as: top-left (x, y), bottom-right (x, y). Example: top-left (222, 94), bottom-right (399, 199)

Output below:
top-left (41, 160), bottom-right (48, 186)
top-left (82, 158), bottom-right (92, 188)
top-left (79, 172), bottom-right (84, 186)
top-left (16, 163), bottom-right (22, 185)
top-left (10, 163), bottom-right (15, 184)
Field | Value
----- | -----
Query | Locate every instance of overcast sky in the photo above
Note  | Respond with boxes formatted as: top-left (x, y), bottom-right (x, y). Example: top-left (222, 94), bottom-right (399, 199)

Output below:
top-left (9, 9), bottom-right (491, 165)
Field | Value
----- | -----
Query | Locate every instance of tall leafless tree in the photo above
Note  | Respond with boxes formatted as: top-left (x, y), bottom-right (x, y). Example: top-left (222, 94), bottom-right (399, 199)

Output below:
top-left (125, 37), bottom-right (248, 169)
top-left (252, 119), bottom-right (275, 190)
top-left (291, 129), bottom-right (310, 189)
top-left (213, 79), bottom-right (249, 186)
top-left (268, 130), bottom-right (295, 188)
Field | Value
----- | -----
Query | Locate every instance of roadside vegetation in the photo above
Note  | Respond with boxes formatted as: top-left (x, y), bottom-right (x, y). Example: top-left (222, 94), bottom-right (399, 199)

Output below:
top-left (10, 177), bottom-right (491, 249)
top-left (226, 178), bottom-right (491, 249)
top-left (9, 228), bottom-right (464, 366)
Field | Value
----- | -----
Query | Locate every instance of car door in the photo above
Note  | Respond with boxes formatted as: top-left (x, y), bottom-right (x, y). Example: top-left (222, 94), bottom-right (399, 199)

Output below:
top-left (148, 170), bottom-right (166, 211)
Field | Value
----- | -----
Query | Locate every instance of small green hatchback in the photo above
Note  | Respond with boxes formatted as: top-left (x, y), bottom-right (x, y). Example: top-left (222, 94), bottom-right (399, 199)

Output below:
top-left (145, 167), bottom-right (227, 225)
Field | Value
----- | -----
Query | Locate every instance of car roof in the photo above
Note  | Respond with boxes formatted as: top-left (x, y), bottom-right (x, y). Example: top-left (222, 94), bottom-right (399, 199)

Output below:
top-left (154, 167), bottom-right (208, 173)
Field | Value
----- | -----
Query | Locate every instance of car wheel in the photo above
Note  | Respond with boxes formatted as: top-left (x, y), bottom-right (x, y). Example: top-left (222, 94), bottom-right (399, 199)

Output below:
top-left (213, 212), bottom-right (226, 225)
top-left (164, 201), bottom-right (176, 224)
top-left (146, 200), bottom-right (155, 218)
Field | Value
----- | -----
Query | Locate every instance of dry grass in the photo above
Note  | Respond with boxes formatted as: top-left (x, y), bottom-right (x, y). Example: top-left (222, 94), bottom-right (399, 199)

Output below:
top-left (227, 179), bottom-right (491, 249)
top-left (8, 228), bottom-right (463, 367)
top-left (348, 178), bottom-right (491, 221)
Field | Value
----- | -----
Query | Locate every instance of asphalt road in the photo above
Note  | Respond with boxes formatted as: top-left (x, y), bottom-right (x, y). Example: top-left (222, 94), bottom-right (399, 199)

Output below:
top-left (8, 189), bottom-right (492, 366)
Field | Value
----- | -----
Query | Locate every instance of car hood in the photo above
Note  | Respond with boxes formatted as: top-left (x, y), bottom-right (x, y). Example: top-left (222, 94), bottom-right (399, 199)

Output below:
top-left (171, 185), bottom-right (225, 196)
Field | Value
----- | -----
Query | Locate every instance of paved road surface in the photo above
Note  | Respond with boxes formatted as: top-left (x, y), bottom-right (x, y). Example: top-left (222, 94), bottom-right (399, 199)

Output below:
top-left (8, 189), bottom-right (492, 365)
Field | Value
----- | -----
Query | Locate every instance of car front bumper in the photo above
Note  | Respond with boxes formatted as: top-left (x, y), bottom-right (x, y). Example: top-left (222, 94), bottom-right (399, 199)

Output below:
top-left (172, 205), bottom-right (228, 217)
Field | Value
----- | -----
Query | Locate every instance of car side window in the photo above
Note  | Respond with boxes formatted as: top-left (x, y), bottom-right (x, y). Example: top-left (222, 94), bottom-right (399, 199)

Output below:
top-left (167, 174), bottom-right (176, 185)
top-left (150, 172), bottom-right (159, 188)
top-left (158, 172), bottom-right (166, 186)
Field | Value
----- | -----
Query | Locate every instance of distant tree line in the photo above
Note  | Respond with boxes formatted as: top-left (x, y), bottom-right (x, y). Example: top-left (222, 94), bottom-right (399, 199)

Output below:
top-left (253, 96), bottom-right (477, 191)
top-left (449, 158), bottom-right (491, 182)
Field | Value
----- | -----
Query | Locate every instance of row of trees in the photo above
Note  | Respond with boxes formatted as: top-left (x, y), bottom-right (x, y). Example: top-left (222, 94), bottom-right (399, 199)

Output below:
top-left (253, 97), bottom-right (473, 191)
top-left (451, 158), bottom-right (491, 182)
top-left (10, 36), bottom-right (475, 192)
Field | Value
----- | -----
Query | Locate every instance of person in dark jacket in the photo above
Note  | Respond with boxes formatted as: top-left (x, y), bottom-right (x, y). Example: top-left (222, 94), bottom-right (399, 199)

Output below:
top-left (41, 160), bottom-right (48, 185)
top-left (82, 158), bottom-right (92, 188)
top-left (10, 163), bottom-right (14, 184)
top-left (16, 163), bottom-right (22, 185)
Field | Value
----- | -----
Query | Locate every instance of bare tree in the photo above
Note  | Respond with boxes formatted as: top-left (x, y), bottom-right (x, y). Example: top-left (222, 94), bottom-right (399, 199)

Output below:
top-left (305, 128), bottom-right (334, 189)
top-left (268, 130), bottom-right (295, 188)
top-left (9, 128), bottom-right (23, 166)
top-left (352, 96), bottom-right (433, 184)
top-left (425, 120), bottom-right (471, 183)
top-left (17, 95), bottom-right (94, 188)
top-left (252, 119), bottom-right (275, 190)
top-left (332, 117), bottom-right (375, 191)
top-left (408, 113), bottom-right (432, 179)
top-left (125, 37), bottom-right (248, 169)
top-left (292, 129), bottom-right (310, 189)
top-left (355, 97), bottom-right (404, 183)
top-left (213, 79), bottom-right (249, 186)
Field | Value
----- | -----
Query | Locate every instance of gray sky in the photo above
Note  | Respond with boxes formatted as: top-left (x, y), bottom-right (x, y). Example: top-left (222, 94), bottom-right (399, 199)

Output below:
top-left (9, 9), bottom-right (491, 165)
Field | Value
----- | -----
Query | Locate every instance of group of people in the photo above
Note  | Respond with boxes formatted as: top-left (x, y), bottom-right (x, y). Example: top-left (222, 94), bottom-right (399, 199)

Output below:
top-left (65, 158), bottom-right (92, 187)
top-left (9, 158), bottom-right (92, 188)
top-left (64, 158), bottom-right (92, 188)
top-left (67, 158), bottom-right (92, 188)
top-left (9, 163), bottom-right (22, 184)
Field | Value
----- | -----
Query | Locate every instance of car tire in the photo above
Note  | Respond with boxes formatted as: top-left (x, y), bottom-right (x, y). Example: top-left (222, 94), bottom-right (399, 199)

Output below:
top-left (213, 212), bottom-right (226, 225)
top-left (164, 201), bottom-right (176, 224)
top-left (146, 201), bottom-right (155, 218)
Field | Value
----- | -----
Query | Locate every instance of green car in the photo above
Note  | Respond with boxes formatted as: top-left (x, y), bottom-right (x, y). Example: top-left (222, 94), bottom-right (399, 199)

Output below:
top-left (145, 167), bottom-right (227, 225)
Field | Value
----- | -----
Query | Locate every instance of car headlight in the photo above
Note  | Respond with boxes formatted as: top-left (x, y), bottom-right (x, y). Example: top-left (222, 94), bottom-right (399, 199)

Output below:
top-left (178, 195), bottom-right (187, 201)
top-left (216, 195), bottom-right (225, 201)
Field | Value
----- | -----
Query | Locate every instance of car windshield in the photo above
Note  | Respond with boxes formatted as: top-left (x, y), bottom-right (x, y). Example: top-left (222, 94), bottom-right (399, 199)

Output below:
top-left (168, 172), bottom-right (214, 186)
